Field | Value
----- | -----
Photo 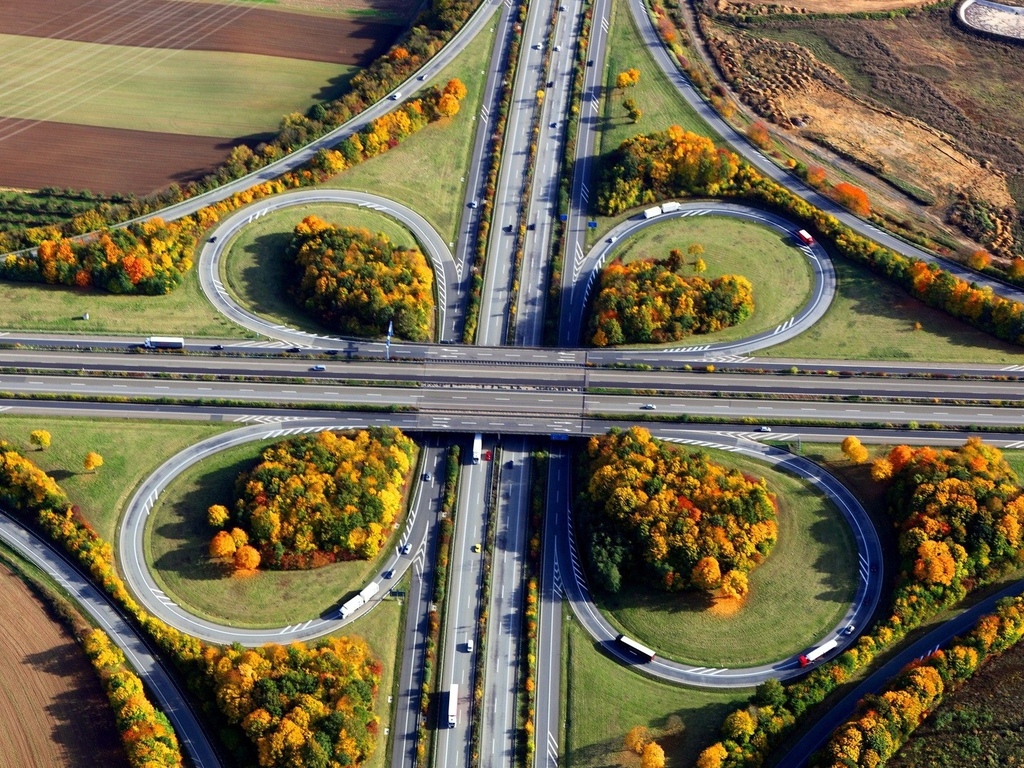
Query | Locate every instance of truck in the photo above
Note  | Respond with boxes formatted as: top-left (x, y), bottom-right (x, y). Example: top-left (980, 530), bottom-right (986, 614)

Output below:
top-left (472, 433), bottom-right (482, 465)
top-left (447, 684), bottom-right (459, 728)
top-left (643, 205), bottom-right (663, 219)
top-left (358, 582), bottom-right (379, 603)
top-left (798, 637), bottom-right (839, 667)
top-left (340, 594), bottom-right (365, 619)
top-left (796, 229), bottom-right (816, 246)
top-left (143, 336), bottom-right (185, 350)
top-left (661, 201), bottom-right (681, 213)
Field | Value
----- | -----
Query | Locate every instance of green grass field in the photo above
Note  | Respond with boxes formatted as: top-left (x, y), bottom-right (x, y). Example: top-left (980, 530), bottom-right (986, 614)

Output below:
top-left (221, 203), bottom-right (419, 334)
top-left (0, 416), bottom-right (233, 543)
top-left (145, 436), bottom-right (414, 628)
top-left (606, 215), bottom-right (812, 345)
top-left (563, 617), bottom-right (747, 768)
top-left (0, 267), bottom-right (253, 338)
top-left (593, 447), bottom-right (857, 667)
top-left (338, 589), bottom-right (404, 768)
top-left (324, 17), bottom-right (499, 243)
top-left (597, 0), bottom-right (718, 159)
top-left (764, 257), bottom-right (1024, 363)
top-left (0, 34), bottom-right (352, 137)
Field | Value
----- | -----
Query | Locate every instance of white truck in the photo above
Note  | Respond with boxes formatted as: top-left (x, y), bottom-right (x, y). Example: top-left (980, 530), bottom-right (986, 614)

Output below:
top-left (143, 336), bottom-right (185, 349)
top-left (661, 201), bottom-right (681, 213)
top-left (358, 582), bottom-right (379, 602)
top-left (643, 205), bottom-right (663, 219)
top-left (447, 684), bottom-right (459, 727)
top-left (340, 594), bottom-right (365, 619)
top-left (472, 433), bottom-right (482, 465)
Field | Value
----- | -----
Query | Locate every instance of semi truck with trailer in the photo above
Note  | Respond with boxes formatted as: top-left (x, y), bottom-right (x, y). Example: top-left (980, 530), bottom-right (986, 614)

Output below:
top-left (472, 433), bottom-right (482, 464)
top-left (143, 336), bottom-right (185, 349)
top-left (798, 637), bottom-right (839, 667)
top-left (447, 684), bottom-right (459, 727)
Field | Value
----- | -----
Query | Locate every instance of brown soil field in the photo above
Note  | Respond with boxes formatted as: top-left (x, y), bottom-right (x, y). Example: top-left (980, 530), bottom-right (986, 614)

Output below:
top-left (0, 0), bottom-right (401, 66)
top-left (196, 0), bottom-right (415, 20)
top-left (0, 566), bottom-right (129, 768)
top-left (0, 119), bottom-right (255, 195)
top-left (713, 0), bottom-right (930, 14)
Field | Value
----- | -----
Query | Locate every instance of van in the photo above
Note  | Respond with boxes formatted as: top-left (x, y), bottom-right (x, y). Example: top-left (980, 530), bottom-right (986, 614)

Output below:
top-left (466, 639), bottom-right (474, 653)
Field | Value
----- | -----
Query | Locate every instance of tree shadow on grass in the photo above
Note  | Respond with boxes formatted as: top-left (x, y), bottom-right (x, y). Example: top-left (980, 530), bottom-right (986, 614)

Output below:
top-left (48, 469), bottom-right (76, 483)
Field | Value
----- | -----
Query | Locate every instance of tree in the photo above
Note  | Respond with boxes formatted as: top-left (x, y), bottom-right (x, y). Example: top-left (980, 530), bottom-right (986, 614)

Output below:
top-left (806, 165), bottom-right (827, 187)
top-left (233, 544), bottom-right (261, 572)
top-left (691, 556), bottom-right (722, 590)
top-left (83, 451), bottom-right (103, 473)
top-left (29, 430), bottom-right (51, 451)
top-left (747, 121), bottom-right (771, 150)
top-left (437, 92), bottom-right (460, 117)
top-left (693, 257), bottom-right (707, 274)
top-left (696, 742), bottom-right (728, 768)
top-left (968, 249), bottom-right (992, 271)
top-left (624, 725), bottom-right (650, 755)
top-left (207, 504), bottom-right (230, 528)
top-left (841, 436), bottom-right (869, 464)
top-left (723, 709), bottom-right (756, 740)
top-left (833, 182), bottom-right (871, 216)
top-left (443, 77), bottom-right (468, 101)
top-left (616, 68), bottom-right (640, 90)
top-left (720, 570), bottom-right (749, 599)
top-left (687, 243), bottom-right (705, 257)
top-left (641, 741), bottom-right (666, 768)
top-left (210, 530), bottom-right (237, 559)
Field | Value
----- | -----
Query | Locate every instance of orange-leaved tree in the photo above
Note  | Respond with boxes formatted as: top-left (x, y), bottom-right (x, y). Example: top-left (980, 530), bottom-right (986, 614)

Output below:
top-left (83, 451), bottom-right (103, 473)
top-left (833, 182), bottom-right (870, 216)
top-left (841, 436), bottom-right (869, 464)
top-left (29, 430), bottom-right (51, 451)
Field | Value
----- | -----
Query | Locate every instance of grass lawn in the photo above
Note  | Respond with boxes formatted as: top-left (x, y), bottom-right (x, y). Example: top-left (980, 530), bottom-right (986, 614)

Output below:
top-left (604, 215), bottom-right (812, 345)
top-left (323, 17), bottom-right (499, 244)
top-left (764, 257), bottom-right (1024, 363)
top-left (336, 586), bottom-right (405, 768)
top-left (597, 0), bottom-right (718, 160)
top-left (563, 616), bottom-right (747, 768)
top-left (593, 446), bottom-right (857, 667)
top-left (0, 34), bottom-right (352, 137)
top-left (0, 267), bottom-right (253, 338)
top-left (221, 203), bottom-right (419, 334)
top-left (0, 416), bottom-right (233, 543)
top-left (145, 436), bottom-right (415, 628)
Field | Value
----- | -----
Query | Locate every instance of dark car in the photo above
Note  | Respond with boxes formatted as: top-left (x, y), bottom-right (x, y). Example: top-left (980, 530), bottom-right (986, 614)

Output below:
top-left (383, 569), bottom-right (395, 579)
top-left (326, 349), bottom-right (339, 355)
top-left (210, 344), bottom-right (224, 351)
top-left (287, 347), bottom-right (301, 353)
top-left (208, 236), bottom-right (217, 243)
top-left (547, 80), bottom-right (554, 87)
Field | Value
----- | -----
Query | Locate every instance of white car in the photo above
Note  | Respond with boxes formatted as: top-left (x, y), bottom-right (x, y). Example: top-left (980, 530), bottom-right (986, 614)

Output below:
top-left (641, 403), bottom-right (656, 410)
top-left (756, 426), bottom-right (772, 432)
top-left (532, 43), bottom-right (542, 50)
top-left (391, 92), bottom-right (401, 100)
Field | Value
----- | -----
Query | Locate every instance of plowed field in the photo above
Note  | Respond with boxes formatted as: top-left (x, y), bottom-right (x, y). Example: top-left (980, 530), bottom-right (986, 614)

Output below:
top-left (0, 566), bottom-right (128, 768)
top-left (0, 0), bottom-right (398, 65)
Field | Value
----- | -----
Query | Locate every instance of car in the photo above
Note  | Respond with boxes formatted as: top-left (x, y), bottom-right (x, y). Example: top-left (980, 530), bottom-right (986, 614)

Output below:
top-left (400, 543), bottom-right (411, 555)
top-left (842, 624), bottom-right (856, 636)
top-left (326, 349), bottom-right (339, 355)
top-left (547, 80), bottom-right (554, 87)
top-left (550, 121), bottom-right (557, 128)
top-left (208, 235), bottom-right (217, 243)
top-left (559, 3), bottom-right (566, 9)
top-left (587, 59), bottom-right (594, 66)
top-left (468, 200), bottom-right (478, 209)
top-left (756, 426), bottom-right (772, 432)
top-left (310, 364), bottom-right (326, 371)
top-left (506, 459), bottom-right (514, 469)
top-left (608, 235), bottom-right (618, 244)
top-left (471, 544), bottom-right (481, 553)
top-left (554, 44), bottom-right (561, 51)
top-left (422, 472), bottom-right (431, 482)
top-left (532, 43), bottom-right (541, 50)
top-left (528, 223), bottom-right (536, 230)
top-left (466, 639), bottom-right (474, 653)
top-left (504, 224), bottom-right (514, 233)
top-left (383, 569), bottom-right (394, 580)
top-left (391, 92), bottom-right (401, 100)
top-left (287, 347), bottom-right (301, 353)
top-left (417, 74), bottom-right (426, 81)
top-left (641, 403), bottom-right (656, 410)
top-left (210, 344), bottom-right (224, 351)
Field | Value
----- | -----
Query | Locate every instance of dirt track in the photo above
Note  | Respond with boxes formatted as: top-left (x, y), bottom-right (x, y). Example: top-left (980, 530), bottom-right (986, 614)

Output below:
top-left (0, 0), bottom-right (399, 65)
top-left (0, 119), bottom-right (252, 195)
top-left (0, 566), bottom-right (128, 768)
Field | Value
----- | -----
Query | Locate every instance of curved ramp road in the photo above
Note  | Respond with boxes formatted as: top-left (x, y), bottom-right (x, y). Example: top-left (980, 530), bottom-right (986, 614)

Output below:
top-left (201, 190), bottom-right (460, 345)
top-left (568, 202), bottom-right (836, 352)
top-left (119, 420), bottom-right (439, 645)
top-left (0, 509), bottom-right (222, 768)
top-left (627, 0), bottom-right (1024, 306)
top-left (550, 432), bottom-right (883, 687)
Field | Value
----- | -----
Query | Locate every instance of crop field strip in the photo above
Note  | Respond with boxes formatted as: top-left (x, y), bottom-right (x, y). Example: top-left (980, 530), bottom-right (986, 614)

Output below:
top-left (0, 0), bottom-right (402, 192)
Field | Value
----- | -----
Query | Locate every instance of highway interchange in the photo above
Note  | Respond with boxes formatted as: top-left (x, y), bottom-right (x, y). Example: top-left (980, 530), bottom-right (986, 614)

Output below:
top-left (3, 0), bottom-right (1024, 767)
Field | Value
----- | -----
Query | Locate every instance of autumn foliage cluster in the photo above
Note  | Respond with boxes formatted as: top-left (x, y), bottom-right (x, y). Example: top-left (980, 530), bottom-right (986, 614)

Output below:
top-left (211, 428), bottom-right (415, 570)
top-left (596, 126), bottom-right (1024, 346)
top-left (201, 637), bottom-right (381, 768)
top-left (588, 252), bottom-right (754, 346)
top-left (1, 217), bottom-right (194, 294)
top-left (697, 439), bottom-right (1024, 768)
top-left (579, 428), bottom-right (777, 595)
top-left (287, 216), bottom-right (434, 341)
top-left (84, 629), bottom-right (183, 768)
top-left (816, 596), bottom-right (1024, 768)
top-left (0, 441), bottom-right (385, 768)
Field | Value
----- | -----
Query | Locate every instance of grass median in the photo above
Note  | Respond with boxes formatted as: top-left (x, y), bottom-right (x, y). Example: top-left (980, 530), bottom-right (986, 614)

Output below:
top-left (220, 202), bottom-right (419, 335)
top-left (144, 435), bottom-right (415, 628)
top-left (593, 447), bottom-right (858, 668)
top-left (563, 616), bottom-right (747, 767)
top-left (323, 15), bottom-right (499, 244)
top-left (0, 415), bottom-right (233, 542)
